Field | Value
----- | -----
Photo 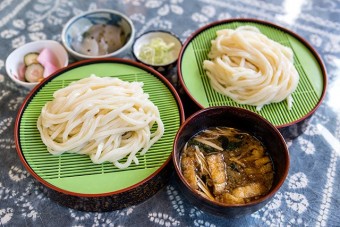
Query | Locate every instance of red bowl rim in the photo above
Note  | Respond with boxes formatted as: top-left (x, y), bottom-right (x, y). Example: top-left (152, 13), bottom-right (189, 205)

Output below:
top-left (14, 57), bottom-right (185, 198)
top-left (177, 18), bottom-right (328, 129)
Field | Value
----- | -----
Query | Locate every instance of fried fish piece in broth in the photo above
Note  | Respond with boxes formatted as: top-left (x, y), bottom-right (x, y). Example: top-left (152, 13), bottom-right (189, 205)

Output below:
top-left (181, 156), bottom-right (198, 190)
top-left (232, 182), bottom-right (267, 198)
top-left (206, 153), bottom-right (227, 195)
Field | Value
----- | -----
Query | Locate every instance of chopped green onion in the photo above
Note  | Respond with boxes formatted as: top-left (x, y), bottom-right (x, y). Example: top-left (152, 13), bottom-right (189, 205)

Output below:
top-left (139, 37), bottom-right (175, 65)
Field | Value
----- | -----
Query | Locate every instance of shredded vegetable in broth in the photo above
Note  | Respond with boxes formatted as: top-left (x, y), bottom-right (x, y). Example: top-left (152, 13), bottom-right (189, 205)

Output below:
top-left (180, 127), bottom-right (274, 204)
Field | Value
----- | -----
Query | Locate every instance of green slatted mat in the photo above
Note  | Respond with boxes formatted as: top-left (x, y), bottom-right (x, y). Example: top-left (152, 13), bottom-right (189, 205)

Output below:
top-left (180, 20), bottom-right (325, 127)
top-left (19, 61), bottom-right (181, 194)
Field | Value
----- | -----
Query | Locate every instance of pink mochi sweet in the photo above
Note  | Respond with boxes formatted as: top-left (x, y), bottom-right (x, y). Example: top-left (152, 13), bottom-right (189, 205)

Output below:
top-left (37, 48), bottom-right (59, 68)
top-left (18, 63), bottom-right (26, 81)
top-left (43, 61), bottom-right (59, 78)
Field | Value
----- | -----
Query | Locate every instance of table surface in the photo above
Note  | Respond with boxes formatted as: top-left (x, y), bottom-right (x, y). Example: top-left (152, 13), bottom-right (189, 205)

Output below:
top-left (1, 0), bottom-right (340, 226)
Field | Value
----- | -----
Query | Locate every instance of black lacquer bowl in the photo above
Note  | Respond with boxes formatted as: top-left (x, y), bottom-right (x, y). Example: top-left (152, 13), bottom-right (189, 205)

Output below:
top-left (173, 106), bottom-right (289, 218)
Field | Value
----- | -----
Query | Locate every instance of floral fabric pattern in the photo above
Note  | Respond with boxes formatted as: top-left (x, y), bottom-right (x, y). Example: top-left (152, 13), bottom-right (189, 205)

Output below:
top-left (0, 0), bottom-right (340, 226)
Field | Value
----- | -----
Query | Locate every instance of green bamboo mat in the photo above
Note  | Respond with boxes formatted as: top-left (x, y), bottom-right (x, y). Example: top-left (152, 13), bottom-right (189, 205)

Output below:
top-left (180, 21), bottom-right (324, 127)
top-left (18, 62), bottom-right (181, 194)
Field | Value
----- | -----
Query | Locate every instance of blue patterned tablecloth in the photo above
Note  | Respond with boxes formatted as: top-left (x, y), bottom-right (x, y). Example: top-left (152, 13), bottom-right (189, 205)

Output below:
top-left (1, 0), bottom-right (339, 226)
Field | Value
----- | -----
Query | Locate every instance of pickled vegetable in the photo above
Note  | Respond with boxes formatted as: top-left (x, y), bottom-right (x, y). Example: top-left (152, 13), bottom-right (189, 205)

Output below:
top-left (24, 63), bottom-right (44, 82)
top-left (72, 24), bottom-right (124, 56)
top-left (24, 52), bottom-right (39, 66)
top-left (18, 48), bottom-right (60, 83)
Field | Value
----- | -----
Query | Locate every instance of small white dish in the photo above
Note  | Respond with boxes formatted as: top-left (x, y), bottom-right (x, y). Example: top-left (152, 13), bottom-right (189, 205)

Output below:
top-left (132, 30), bottom-right (182, 72)
top-left (5, 40), bottom-right (69, 90)
top-left (61, 9), bottom-right (135, 59)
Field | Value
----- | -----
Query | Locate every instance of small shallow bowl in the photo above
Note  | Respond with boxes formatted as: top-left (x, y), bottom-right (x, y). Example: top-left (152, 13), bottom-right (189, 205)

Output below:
top-left (62, 9), bottom-right (135, 60)
top-left (5, 40), bottom-right (69, 90)
top-left (132, 30), bottom-right (182, 72)
top-left (173, 106), bottom-right (289, 218)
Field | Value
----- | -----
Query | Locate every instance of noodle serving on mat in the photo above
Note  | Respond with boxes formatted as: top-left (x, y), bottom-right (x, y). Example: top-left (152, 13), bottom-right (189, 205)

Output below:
top-left (37, 75), bottom-right (164, 169)
top-left (203, 26), bottom-right (299, 111)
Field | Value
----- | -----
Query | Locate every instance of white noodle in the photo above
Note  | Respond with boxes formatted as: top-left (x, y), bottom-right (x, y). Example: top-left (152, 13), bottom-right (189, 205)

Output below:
top-left (203, 26), bottom-right (299, 111)
top-left (37, 75), bottom-right (164, 169)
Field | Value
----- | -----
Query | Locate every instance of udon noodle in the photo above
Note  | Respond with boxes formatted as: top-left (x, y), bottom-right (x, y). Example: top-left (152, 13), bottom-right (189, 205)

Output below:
top-left (37, 75), bottom-right (164, 169)
top-left (203, 26), bottom-right (299, 111)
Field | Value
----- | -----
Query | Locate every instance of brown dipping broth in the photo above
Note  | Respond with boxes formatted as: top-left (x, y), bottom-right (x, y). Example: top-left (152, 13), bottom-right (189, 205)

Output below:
top-left (180, 127), bottom-right (274, 205)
